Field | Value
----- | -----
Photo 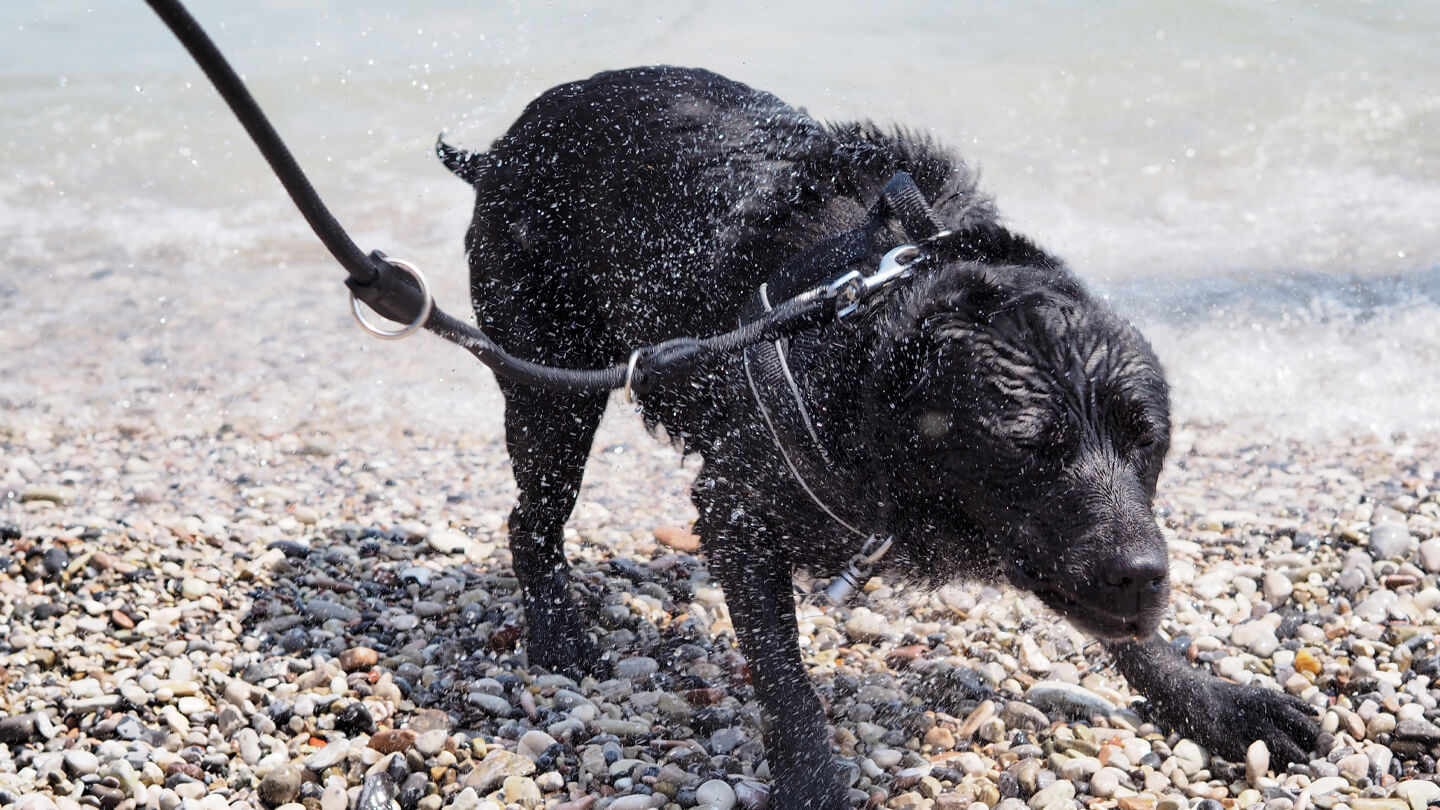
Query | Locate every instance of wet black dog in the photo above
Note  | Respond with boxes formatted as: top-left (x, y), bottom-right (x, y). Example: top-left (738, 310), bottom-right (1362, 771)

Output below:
top-left (440, 66), bottom-right (1316, 808)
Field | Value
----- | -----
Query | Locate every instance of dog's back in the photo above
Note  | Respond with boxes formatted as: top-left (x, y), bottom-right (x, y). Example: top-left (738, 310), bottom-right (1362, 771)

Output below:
top-left (444, 66), bottom-right (986, 371)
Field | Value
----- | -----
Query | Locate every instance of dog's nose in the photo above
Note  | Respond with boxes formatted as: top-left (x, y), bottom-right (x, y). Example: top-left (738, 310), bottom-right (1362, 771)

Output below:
top-left (1101, 547), bottom-right (1169, 600)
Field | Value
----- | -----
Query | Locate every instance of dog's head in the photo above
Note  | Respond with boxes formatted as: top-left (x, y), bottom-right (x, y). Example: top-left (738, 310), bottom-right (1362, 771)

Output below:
top-left (868, 260), bottom-right (1171, 639)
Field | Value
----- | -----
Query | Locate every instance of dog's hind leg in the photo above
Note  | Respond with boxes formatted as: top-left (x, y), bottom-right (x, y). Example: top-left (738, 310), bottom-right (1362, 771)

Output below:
top-left (501, 379), bottom-right (609, 677)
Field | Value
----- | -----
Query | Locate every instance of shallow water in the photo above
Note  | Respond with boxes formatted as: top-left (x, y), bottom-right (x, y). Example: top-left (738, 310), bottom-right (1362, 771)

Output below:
top-left (2, 1), bottom-right (1437, 438)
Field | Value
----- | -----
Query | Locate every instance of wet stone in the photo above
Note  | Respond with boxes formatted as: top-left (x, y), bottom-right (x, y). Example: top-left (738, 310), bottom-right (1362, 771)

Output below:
top-left (258, 763), bottom-right (304, 806)
top-left (304, 599), bottom-right (359, 623)
top-left (1024, 680), bottom-right (1116, 719)
top-left (0, 714), bottom-right (38, 744)
top-left (355, 772), bottom-right (397, 810)
top-left (413, 728), bottom-right (447, 757)
top-left (1000, 701), bottom-right (1049, 732)
top-left (1027, 780), bottom-right (1074, 810)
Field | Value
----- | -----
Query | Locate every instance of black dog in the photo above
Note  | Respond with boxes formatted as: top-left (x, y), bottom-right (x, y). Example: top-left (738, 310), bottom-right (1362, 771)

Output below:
top-left (440, 66), bottom-right (1316, 808)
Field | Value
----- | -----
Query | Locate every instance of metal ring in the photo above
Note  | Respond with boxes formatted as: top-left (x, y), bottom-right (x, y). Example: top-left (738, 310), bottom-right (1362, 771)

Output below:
top-left (349, 257), bottom-right (433, 340)
top-left (623, 349), bottom-right (644, 404)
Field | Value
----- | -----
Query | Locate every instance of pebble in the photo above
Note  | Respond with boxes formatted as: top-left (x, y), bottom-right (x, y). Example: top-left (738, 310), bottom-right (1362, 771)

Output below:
top-left (1171, 739), bottom-right (1207, 776)
top-left (369, 728), bottom-right (416, 754)
top-left (257, 764), bottom-right (304, 806)
top-left (1024, 680), bottom-right (1116, 718)
top-left (1246, 739), bottom-right (1269, 784)
top-left (467, 749), bottom-right (535, 793)
top-left (1368, 523), bottom-right (1416, 560)
top-left (697, 779), bottom-right (738, 810)
top-left (1027, 780), bottom-right (1074, 810)
top-left (1308, 776), bottom-right (1348, 795)
top-left (339, 646), bottom-right (379, 670)
top-left (503, 775), bottom-right (543, 808)
top-left (1419, 537), bottom-right (1440, 572)
top-left (1088, 768), bottom-right (1119, 798)
top-left (355, 772), bottom-right (397, 810)
top-left (518, 728), bottom-right (558, 760)
top-left (1394, 780), bottom-right (1440, 810)
top-left (62, 749), bottom-right (99, 777)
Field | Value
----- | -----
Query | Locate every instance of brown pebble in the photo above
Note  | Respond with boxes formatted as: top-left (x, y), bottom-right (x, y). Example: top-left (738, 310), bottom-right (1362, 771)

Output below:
top-left (885, 644), bottom-right (929, 668)
top-left (685, 688), bottom-right (726, 706)
top-left (369, 728), bottom-right (417, 754)
top-left (554, 797), bottom-right (597, 810)
top-left (653, 525), bottom-right (701, 552)
top-left (490, 623), bottom-right (523, 651)
top-left (934, 795), bottom-right (967, 810)
top-left (407, 709), bottom-right (454, 735)
top-left (1117, 796), bottom-right (1156, 810)
top-left (957, 700), bottom-right (995, 739)
top-left (1383, 573), bottom-right (1419, 588)
top-left (165, 760), bottom-right (206, 781)
top-left (923, 725), bottom-right (955, 749)
top-left (111, 610), bottom-right (135, 630)
top-left (339, 646), bottom-right (379, 671)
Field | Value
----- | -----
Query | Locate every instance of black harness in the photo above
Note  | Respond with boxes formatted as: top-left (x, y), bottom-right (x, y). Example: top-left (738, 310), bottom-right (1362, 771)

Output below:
top-left (742, 175), bottom-right (951, 603)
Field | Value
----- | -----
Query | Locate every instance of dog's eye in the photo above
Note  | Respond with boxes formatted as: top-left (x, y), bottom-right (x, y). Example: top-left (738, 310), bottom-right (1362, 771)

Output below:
top-left (1126, 415), bottom-right (1167, 453)
top-left (916, 411), bottom-right (951, 439)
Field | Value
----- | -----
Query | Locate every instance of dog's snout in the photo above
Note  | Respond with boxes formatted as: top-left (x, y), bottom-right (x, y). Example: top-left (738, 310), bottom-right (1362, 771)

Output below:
top-left (1101, 547), bottom-right (1168, 594)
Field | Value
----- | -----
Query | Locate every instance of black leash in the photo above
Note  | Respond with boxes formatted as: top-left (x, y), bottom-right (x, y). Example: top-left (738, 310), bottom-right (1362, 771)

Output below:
top-left (141, 0), bottom-right (946, 395)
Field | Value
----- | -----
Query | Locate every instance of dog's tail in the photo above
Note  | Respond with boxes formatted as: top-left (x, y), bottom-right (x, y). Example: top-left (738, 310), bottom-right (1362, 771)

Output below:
top-left (436, 135), bottom-right (490, 184)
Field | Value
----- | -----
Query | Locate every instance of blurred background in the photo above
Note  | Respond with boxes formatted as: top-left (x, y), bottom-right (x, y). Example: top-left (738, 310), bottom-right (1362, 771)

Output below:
top-left (2, 0), bottom-right (1437, 439)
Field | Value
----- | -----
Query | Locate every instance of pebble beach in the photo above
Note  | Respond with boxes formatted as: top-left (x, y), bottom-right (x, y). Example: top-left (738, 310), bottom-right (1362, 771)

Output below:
top-left (4, 313), bottom-right (1440, 810)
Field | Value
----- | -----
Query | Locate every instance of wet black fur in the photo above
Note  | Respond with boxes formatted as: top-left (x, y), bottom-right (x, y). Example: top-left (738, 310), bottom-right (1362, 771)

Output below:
top-left (442, 66), bottom-right (1317, 808)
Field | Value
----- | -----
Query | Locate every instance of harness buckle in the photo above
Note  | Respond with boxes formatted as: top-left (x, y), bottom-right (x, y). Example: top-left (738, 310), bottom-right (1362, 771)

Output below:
top-left (822, 534), bottom-right (895, 605)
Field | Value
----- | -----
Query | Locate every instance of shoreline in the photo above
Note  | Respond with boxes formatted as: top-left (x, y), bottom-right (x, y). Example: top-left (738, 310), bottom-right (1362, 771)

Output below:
top-left (2, 417), bottom-right (1438, 809)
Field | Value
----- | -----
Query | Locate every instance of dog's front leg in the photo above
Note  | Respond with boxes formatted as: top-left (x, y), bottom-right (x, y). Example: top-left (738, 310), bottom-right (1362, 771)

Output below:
top-left (1105, 637), bottom-right (1319, 766)
top-left (700, 508), bottom-right (849, 810)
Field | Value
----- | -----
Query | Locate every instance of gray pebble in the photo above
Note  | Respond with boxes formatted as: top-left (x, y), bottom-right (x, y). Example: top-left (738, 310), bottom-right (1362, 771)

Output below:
top-left (1024, 680), bottom-right (1116, 719)
top-left (615, 656), bottom-right (659, 679)
top-left (62, 749), bottom-right (99, 777)
top-left (710, 727), bottom-right (747, 754)
top-left (468, 693), bottom-right (512, 716)
top-left (697, 779), bottom-right (737, 810)
top-left (257, 763), bottom-right (304, 805)
top-left (304, 599), bottom-right (360, 623)
top-left (1368, 522), bottom-right (1415, 560)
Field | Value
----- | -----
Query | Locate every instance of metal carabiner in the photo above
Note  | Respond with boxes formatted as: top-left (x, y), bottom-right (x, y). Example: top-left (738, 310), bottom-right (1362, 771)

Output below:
top-left (864, 244), bottom-right (922, 294)
top-left (832, 244), bottom-right (923, 320)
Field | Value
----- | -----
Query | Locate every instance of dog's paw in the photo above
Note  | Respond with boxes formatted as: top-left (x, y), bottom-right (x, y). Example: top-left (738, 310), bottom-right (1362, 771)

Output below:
top-left (767, 762), bottom-right (851, 810)
top-left (522, 603), bottom-right (609, 680)
top-left (1179, 681), bottom-right (1320, 767)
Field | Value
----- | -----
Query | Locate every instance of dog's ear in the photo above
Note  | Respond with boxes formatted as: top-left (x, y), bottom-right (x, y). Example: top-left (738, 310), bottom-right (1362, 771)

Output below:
top-left (932, 222), bottom-right (1061, 270)
top-left (917, 266), bottom-right (1009, 328)
top-left (437, 136), bottom-right (489, 183)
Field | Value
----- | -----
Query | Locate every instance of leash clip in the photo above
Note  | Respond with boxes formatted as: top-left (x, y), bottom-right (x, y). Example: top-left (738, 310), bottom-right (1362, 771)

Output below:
top-left (832, 244), bottom-right (922, 319)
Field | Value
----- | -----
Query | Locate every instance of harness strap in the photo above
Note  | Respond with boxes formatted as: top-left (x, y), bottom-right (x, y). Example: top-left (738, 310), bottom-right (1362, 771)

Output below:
top-left (883, 171), bottom-right (947, 241)
top-left (743, 286), bottom-right (864, 536)
top-left (741, 171), bottom-right (945, 601)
